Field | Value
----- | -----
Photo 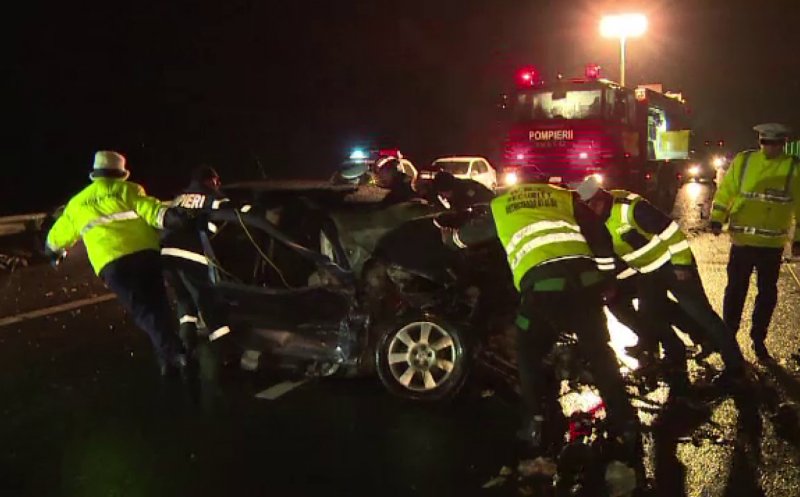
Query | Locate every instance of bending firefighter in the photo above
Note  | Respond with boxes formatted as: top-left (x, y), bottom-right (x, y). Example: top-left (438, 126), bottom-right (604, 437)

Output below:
top-left (442, 174), bottom-right (641, 475)
top-left (711, 123), bottom-right (800, 360)
top-left (45, 151), bottom-right (189, 376)
top-left (578, 177), bottom-right (745, 391)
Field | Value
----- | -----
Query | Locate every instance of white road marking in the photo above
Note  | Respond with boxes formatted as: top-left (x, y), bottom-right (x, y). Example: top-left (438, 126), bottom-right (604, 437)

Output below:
top-left (254, 379), bottom-right (310, 400)
top-left (0, 293), bottom-right (116, 328)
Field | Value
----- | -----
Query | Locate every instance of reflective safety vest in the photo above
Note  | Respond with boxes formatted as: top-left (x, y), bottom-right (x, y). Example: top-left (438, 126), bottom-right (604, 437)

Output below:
top-left (490, 184), bottom-right (600, 290)
top-left (712, 150), bottom-right (800, 248)
top-left (46, 179), bottom-right (167, 274)
top-left (606, 190), bottom-right (693, 275)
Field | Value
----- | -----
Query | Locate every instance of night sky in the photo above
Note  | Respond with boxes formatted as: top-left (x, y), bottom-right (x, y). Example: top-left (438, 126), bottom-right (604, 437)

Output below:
top-left (8, 0), bottom-right (800, 214)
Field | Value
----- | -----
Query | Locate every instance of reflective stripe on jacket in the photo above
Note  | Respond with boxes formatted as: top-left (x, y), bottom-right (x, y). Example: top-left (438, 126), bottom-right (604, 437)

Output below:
top-left (46, 179), bottom-right (167, 274)
top-left (160, 184), bottom-right (230, 265)
top-left (711, 150), bottom-right (800, 248)
top-left (490, 184), bottom-right (594, 290)
top-left (606, 190), bottom-right (693, 273)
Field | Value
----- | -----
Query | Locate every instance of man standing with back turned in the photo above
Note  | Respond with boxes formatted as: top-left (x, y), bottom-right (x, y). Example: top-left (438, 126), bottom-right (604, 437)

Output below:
top-left (711, 123), bottom-right (800, 360)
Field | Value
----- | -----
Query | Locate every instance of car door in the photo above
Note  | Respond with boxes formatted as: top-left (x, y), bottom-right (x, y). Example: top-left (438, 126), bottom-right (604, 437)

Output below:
top-left (205, 206), bottom-right (354, 337)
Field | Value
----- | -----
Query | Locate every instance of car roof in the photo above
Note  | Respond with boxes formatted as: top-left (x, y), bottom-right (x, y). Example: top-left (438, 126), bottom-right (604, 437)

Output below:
top-left (432, 156), bottom-right (487, 162)
top-left (223, 180), bottom-right (390, 205)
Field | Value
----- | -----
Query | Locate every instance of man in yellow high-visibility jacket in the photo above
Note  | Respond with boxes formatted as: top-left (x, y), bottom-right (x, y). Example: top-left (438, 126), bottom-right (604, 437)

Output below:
top-left (442, 175), bottom-right (640, 476)
top-left (711, 123), bottom-right (800, 360)
top-left (578, 177), bottom-right (745, 393)
top-left (45, 151), bottom-right (191, 376)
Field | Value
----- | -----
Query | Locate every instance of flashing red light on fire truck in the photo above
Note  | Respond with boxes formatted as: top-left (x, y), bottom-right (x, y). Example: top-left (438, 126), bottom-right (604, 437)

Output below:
top-left (516, 66), bottom-right (541, 88)
top-left (585, 64), bottom-right (601, 80)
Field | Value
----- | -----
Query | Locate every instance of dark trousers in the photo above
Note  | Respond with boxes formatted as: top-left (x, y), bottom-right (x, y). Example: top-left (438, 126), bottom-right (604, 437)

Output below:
top-left (723, 245), bottom-right (783, 343)
top-left (100, 250), bottom-right (183, 367)
top-left (162, 256), bottom-right (230, 353)
top-left (652, 265), bottom-right (745, 373)
top-left (609, 277), bottom-right (688, 374)
top-left (515, 286), bottom-right (638, 437)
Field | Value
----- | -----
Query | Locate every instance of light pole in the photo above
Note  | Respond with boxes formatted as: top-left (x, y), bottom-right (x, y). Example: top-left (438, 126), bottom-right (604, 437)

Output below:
top-left (600, 14), bottom-right (647, 88)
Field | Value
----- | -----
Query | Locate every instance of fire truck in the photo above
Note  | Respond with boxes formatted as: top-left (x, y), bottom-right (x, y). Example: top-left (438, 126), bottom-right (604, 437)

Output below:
top-left (501, 64), bottom-right (692, 210)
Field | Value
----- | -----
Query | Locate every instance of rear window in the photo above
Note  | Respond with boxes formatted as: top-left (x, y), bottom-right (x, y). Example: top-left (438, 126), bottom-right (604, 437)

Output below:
top-left (434, 160), bottom-right (470, 175)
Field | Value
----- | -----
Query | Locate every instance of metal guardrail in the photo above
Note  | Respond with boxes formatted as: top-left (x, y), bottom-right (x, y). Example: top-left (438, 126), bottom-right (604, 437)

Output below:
top-left (0, 213), bottom-right (47, 237)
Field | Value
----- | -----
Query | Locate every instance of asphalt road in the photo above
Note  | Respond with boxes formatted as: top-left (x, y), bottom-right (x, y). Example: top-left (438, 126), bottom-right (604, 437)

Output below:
top-left (2, 182), bottom-right (800, 497)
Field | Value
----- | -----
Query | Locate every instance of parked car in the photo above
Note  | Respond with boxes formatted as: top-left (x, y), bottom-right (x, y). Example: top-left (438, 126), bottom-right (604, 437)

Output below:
top-left (202, 180), bottom-right (515, 401)
top-left (419, 157), bottom-right (498, 191)
top-left (682, 160), bottom-right (716, 184)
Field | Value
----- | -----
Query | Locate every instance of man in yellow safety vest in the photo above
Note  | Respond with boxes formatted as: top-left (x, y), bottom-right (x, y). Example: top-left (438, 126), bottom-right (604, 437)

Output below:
top-left (578, 177), bottom-right (745, 392)
top-left (442, 174), bottom-right (640, 475)
top-left (711, 123), bottom-right (800, 360)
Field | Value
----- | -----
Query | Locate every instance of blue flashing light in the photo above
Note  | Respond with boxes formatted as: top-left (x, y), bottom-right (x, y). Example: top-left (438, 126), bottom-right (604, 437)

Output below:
top-left (349, 148), bottom-right (368, 160)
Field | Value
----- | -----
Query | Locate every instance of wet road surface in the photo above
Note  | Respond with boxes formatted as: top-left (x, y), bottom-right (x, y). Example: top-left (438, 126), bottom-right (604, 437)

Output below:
top-left (2, 182), bottom-right (800, 497)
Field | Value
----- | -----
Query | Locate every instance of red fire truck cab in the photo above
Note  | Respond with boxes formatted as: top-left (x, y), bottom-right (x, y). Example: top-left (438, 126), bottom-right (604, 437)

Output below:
top-left (501, 65), bottom-right (692, 210)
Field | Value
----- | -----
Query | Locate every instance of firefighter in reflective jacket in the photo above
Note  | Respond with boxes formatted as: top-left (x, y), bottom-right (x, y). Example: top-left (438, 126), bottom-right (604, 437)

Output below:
top-left (45, 151), bottom-right (188, 376)
top-left (443, 177), bottom-right (640, 467)
top-left (578, 176), bottom-right (745, 391)
top-left (711, 123), bottom-right (800, 360)
top-left (161, 166), bottom-right (232, 357)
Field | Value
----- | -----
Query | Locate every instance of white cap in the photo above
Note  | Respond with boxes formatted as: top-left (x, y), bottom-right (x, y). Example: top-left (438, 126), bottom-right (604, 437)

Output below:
top-left (90, 151), bottom-right (129, 181)
top-left (576, 175), bottom-right (601, 201)
top-left (753, 123), bottom-right (791, 140)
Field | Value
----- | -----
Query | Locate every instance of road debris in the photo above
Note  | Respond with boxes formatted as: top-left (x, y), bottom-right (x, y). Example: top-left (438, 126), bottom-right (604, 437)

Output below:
top-left (0, 253), bottom-right (29, 272)
top-left (517, 457), bottom-right (557, 478)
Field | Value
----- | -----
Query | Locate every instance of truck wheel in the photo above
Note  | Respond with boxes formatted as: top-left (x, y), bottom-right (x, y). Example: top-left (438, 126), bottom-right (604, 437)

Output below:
top-left (375, 315), bottom-right (470, 402)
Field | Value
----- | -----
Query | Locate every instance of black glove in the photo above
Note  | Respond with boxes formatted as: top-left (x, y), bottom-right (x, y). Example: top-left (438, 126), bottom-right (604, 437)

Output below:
top-left (162, 207), bottom-right (199, 230)
top-left (673, 265), bottom-right (695, 281)
top-left (44, 246), bottom-right (67, 267)
top-left (710, 221), bottom-right (722, 236)
top-left (601, 279), bottom-right (619, 305)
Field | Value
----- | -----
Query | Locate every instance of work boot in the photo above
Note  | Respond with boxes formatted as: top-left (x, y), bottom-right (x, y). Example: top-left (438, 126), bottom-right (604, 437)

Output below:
top-left (625, 343), bottom-right (656, 362)
top-left (711, 368), bottom-right (748, 393)
top-left (692, 340), bottom-right (717, 361)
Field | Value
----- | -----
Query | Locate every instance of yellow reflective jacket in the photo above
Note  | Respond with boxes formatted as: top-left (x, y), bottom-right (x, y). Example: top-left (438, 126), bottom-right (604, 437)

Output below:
top-left (712, 150), bottom-right (800, 248)
top-left (491, 184), bottom-right (595, 290)
top-left (46, 179), bottom-right (167, 274)
top-left (606, 190), bottom-right (693, 272)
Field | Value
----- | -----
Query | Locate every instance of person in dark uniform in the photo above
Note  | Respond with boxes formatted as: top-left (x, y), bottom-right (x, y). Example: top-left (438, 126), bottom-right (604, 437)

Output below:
top-left (161, 166), bottom-right (232, 358)
top-left (375, 158), bottom-right (418, 205)
top-left (430, 171), bottom-right (495, 211)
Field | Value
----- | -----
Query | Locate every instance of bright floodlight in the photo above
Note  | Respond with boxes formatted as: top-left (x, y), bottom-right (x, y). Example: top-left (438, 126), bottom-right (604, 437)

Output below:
top-left (600, 14), bottom-right (647, 39)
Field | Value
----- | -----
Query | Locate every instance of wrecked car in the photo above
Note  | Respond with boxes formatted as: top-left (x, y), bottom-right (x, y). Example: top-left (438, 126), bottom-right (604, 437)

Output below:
top-left (201, 180), bottom-right (516, 401)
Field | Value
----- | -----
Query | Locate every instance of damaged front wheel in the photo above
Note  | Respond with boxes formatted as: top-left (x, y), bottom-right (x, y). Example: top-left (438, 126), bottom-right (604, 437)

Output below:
top-left (375, 316), bottom-right (469, 401)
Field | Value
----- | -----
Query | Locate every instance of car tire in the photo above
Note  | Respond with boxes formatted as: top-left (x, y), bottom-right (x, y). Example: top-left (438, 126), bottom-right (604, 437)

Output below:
top-left (375, 314), bottom-right (470, 402)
